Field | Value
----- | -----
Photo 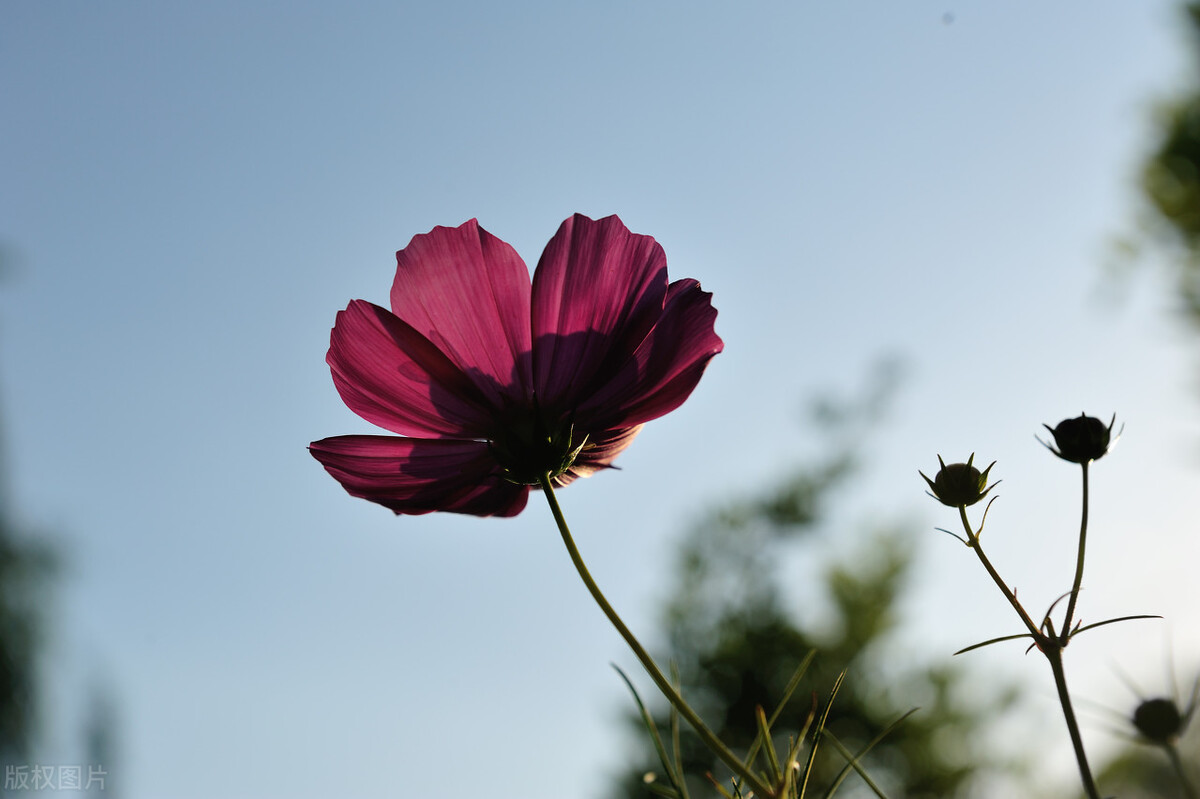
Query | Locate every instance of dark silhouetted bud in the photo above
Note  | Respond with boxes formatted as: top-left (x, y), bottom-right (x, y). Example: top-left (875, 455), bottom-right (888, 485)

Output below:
top-left (1133, 697), bottom-right (1184, 745)
top-left (920, 454), bottom-right (997, 508)
top-left (1041, 413), bottom-right (1118, 464)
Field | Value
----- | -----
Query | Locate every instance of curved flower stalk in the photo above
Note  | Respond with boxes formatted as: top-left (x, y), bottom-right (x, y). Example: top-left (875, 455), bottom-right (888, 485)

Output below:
top-left (310, 213), bottom-right (724, 516)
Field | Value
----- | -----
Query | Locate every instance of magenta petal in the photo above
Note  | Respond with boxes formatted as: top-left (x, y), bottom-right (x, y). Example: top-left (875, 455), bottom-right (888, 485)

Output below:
top-left (531, 214), bottom-right (669, 410)
top-left (328, 300), bottom-right (495, 438)
top-left (575, 279), bottom-right (724, 429)
top-left (390, 220), bottom-right (533, 410)
top-left (309, 435), bottom-right (529, 517)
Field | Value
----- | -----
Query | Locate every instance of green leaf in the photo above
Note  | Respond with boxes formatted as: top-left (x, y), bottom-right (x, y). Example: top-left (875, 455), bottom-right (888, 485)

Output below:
top-left (613, 664), bottom-right (688, 799)
top-left (1070, 614), bottom-right (1162, 638)
top-left (953, 632), bottom-right (1034, 656)
top-left (822, 708), bottom-right (917, 798)
top-left (796, 671), bottom-right (846, 798)
top-left (756, 705), bottom-right (784, 784)
top-left (823, 733), bottom-right (892, 799)
top-left (743, 651), bottom-right (817, 780)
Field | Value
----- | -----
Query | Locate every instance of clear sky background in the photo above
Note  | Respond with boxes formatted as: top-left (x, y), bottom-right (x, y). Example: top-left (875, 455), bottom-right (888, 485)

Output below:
top-left (2, 2), bottom-right (1198, 798)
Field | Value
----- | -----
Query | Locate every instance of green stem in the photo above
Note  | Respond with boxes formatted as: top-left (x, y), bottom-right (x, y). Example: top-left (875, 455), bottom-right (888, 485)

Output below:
top-left (956, 504), bottom-right (1101, 799)
top-left (1167, 742), bottom-right (1199, 799)
top-left (1045, 648), bottom-right (1101, 799)
top-left (958, 506), bottom-right (1041, 639)
top-left (1060, 462), bottom-right (1089, 644)
top-left (539, 475), bottom-right (775, 799)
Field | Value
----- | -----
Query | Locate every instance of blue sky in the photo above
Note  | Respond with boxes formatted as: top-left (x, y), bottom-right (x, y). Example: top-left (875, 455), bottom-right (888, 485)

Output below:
top-left (2, 2), bottom-right (1197, 797)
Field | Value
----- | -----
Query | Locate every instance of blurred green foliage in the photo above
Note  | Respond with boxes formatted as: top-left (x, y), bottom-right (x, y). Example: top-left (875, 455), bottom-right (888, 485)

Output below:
top-left (609, 365), bottom-right (1022, 798)
top-left (1094, 733), bottom-right (1199, 799)
top-left (0, 288), bottom-right (57, 768)
top-left (1, 256), bottom-right (116, 795)
top-left (1093, 2), bottom-right (1200, 793)
top-left (0, 502), bottom-right (54, 766)
top-left (1140, 2), bottom-right (1200, 323)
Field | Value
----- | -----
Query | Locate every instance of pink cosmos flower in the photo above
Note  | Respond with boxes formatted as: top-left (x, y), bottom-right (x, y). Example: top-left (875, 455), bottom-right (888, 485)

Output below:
top-left (309, 214), bottom-right (723, 517)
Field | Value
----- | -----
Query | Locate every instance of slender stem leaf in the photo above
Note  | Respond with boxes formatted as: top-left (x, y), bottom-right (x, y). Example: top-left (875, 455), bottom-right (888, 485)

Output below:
top-left (953, 632), bottom-right (1034, 656)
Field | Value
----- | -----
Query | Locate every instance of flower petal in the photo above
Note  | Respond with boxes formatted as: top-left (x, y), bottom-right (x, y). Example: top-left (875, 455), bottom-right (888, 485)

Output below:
top-left (327, 300), bottom-right (495, 438)
top-left (390, 219), bottom-right (533, 410)
top-left (575, 279), bottom-right (723, 429)
top-left (531, 214), bottom-right (668, 411)
top-left (309, 435), bottom-right (529, 517)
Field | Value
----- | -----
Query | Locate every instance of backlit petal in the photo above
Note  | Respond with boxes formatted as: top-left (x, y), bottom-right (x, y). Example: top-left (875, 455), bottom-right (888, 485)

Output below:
top-left (327, 300), bottom-right (494, 438)
top-left (576, 279), bottom-right (723, 429)
top-left (391, 219), bottom-right (533, 410)
top-left (309, 435), bottom-right (528, 517)
top-left (531, 214), bottom-right (668, 411)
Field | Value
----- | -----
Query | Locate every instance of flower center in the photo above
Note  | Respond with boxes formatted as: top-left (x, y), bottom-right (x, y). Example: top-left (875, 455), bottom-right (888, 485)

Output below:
top-left (488, 412), bottom-right (587, 485)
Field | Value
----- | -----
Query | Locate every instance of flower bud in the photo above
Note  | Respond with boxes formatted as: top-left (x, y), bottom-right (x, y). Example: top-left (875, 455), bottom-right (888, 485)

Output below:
top-left (920, 454), bottom-right (997, 508)
top-left (1133, 697), bottom-right (1184, 745)
top-left (1041, 413), bottom-right (1117, 464)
